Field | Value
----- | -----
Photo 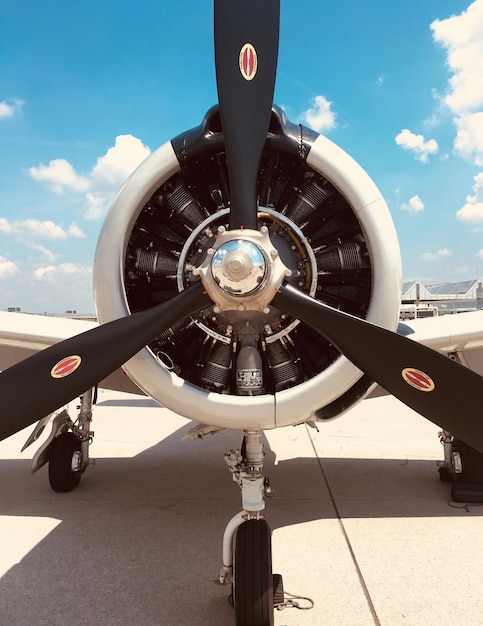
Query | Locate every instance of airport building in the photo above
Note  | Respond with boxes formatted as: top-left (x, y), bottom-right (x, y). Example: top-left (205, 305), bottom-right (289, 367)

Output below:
top-left (401, 279), bottom-right (483, 318)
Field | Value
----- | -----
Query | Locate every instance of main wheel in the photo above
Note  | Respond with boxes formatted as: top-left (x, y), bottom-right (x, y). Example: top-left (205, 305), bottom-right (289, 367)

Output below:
top-left (48, 432), bottom-right (82, 492)
top-left (451, 438), bottom-right (483, 503)
top-left (234, 519), bottom-right (274, 626)
top-left (453, 439), bottom-right (483, 483)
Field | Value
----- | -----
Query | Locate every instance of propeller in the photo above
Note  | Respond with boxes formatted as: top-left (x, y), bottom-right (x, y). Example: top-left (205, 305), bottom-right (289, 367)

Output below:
top-left (213, 0), bottom-right (483, 451)
top-left (0, 283), bottom-right (210, 442)
top-left (214, 0), bottom-right (279, 230)
top-left (2, 0), bottom-right (483, 463)
top-left (274, 284), bottom-right (483, 453)
top-left (0, 0), bottom-right (281, 443)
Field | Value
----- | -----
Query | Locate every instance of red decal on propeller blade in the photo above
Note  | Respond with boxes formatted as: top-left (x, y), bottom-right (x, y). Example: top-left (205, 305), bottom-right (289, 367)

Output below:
top-left (51, 355), bottom-right (82, 379)
top-left (401, 367), bottom-right (435, 392)
top-left (239, 43), bottom-right (258, 81)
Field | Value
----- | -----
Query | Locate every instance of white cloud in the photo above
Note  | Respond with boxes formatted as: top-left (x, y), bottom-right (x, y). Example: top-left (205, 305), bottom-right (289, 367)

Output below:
top-left (0, 218), bottom-right (85, 239)
top-left (453, 112), bottom-right (483, 165)
top-left (28, 134), bottom-right (151, 219)
top-left (33, 262), bottom-right (91, 282)
top-left (456, 171), bottom-right (483, 222)
top-left (300, 95), bottom-right (337, 133)
top-left (401, 195), bottom-right (425, 213)
top-left (21, 262), bottom-right (95, 312)
top-left (84, 192), bottom-right (106, 220)
top-left (395, 129), bottom-right (439, 162)
top-left (67, 223), bottom-right (85, 238)
top-left (430, 2), bottom-right (483, 231)
top-left (431, 1), bottom-right (483, 115)
top-left (431, 2), bottom-right (483, 165)
top-left (29, 159), bottom-right (90, 195)
top-left (22, 219), bottom-right (76, 239)
top-left (0, 256), bottom-right (19, 278)
top-left (0, 99), bottom-right (24, 119)
top-left (423, 89), bottom-right (446, 128)
top-left (91, 135), bottom-right (150, 188)
top-left (478, 249), bottom-right (483, 260)
top-left (0, 217), bottom-right (13, 234)
top-left (422, 248), bottom-right (453, 261)
top-left (85, 135), bottom-right (151, 219)
top-left (27, 243), bottom-right (57, 262)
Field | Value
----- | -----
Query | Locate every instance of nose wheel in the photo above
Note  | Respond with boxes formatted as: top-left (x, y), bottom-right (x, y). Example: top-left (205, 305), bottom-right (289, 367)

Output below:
top-left (234, 518), bottom-right (274, 626)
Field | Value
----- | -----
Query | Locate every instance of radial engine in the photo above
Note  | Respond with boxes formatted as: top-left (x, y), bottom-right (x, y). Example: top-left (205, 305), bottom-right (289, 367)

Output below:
top-left (94, 106), bottom-right (401, 430)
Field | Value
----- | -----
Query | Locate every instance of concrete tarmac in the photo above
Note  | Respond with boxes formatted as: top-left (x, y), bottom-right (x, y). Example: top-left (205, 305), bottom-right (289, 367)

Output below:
top-left (0, 391), bottom-right (482, 625)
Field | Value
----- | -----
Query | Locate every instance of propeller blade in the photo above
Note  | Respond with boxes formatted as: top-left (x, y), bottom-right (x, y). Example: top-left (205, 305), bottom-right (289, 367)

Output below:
top-left (0, 283), bottom-right (211, 442)
top-left (214, 0), bottom-right (280, 230)
top-left (274, 284), bottom-right (483, 453)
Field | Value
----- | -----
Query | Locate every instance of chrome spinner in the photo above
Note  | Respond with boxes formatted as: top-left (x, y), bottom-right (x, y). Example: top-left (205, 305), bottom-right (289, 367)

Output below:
top-left (211, 238), bottom-right (266, 296)
top-left (193, 224), bottom-right (292, 314)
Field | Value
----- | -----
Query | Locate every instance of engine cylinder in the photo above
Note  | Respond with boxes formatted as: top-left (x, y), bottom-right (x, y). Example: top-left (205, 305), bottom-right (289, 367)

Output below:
top-left (266, 340), bottom-right (302, 391)
top-left (134, 249), bottom-right (179, 277)
top-left (316, 241), bottom-right (366, 272)
top-left (199, 342), bottom-right (232, 391)
top-left (285, 180), bottom-right (329, 224)
top-left (167, 183), bottom-right (205, 228)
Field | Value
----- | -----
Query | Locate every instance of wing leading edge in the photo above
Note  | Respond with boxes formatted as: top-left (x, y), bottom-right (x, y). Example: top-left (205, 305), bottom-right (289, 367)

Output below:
top-left (0, 312), bottom-right (143, 395)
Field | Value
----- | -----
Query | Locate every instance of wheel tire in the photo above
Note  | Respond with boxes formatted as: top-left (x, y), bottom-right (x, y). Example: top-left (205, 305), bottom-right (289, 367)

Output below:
top-left (438, 466), bottom-right (453, 483)
top-left (453, 439), bottom-right (483, 483)
top-left (451, 439), bottom-right (483, 503)
top-left (234, 519), bottom-right (274, 626)
top-left (48, 432), bottom-right (82, 492)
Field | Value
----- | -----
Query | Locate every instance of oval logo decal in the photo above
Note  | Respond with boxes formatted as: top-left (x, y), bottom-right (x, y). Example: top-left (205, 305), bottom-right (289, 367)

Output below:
top-left (239, 43), bottom-right (258, 81)
top-left (401, 367), bottom-right (435, 392)
top-left (51, 355), bottom-right (82, 379)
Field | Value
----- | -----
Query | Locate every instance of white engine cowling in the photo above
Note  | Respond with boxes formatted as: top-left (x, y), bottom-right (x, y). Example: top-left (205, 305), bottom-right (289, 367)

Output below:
top-left (94, 106), bottom-right (401, 430)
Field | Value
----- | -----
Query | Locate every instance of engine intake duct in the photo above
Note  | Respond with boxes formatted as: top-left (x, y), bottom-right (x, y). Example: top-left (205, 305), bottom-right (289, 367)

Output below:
top-left (167, 183), bottom-right (205, 228)
top-left (316, 241), bottom-right (367, 272)
top-left (266, 339), bottom-right (302, 392)
top-left (285, 180), bottom-right (330, 224)
top-left (134, 249), bottom-right (179, 277)
top-left (200, 341), bottom-right (232, 391)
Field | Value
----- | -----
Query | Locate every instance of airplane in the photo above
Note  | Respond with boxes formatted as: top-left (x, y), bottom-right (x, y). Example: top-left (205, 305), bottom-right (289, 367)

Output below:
top-left (1, 1), bottom-right (483, 624)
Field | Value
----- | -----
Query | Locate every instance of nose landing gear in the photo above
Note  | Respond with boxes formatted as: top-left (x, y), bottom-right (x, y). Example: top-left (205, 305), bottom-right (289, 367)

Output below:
top-left (220, 430), bottom-right (278, 626)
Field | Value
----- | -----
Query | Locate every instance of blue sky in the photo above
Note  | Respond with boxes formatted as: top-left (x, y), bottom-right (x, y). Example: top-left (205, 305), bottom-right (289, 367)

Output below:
top-left (1, 0), bottom-right (482, 312)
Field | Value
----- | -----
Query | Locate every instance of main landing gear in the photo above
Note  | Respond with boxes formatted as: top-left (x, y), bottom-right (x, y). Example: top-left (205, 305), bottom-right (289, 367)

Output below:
top-left (23, 388), bottom-right (96, 492)
top-left (220, 430), bottom-right (279, 626)
top-left (438, 430), bottom-right (483, 503)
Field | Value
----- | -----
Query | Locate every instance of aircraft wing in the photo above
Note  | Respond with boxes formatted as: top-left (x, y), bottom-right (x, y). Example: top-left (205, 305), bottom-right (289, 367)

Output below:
top-left (0, 312), bottom-right (143, 395)
top-left (400, 310), bottom-right (483, 375)
top-left (369, 310), bottom-right (483, 399)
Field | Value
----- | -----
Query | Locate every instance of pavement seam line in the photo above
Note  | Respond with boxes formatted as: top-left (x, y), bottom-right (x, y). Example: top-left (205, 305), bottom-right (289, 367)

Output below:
top-left (304, 424), bottom-right (382, 626)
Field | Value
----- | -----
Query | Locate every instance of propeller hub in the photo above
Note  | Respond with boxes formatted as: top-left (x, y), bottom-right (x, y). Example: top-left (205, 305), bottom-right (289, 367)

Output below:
top-left (192, 222), bottom-right (292, 313)
top-left (211, 239), bottom-right (266, 295)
